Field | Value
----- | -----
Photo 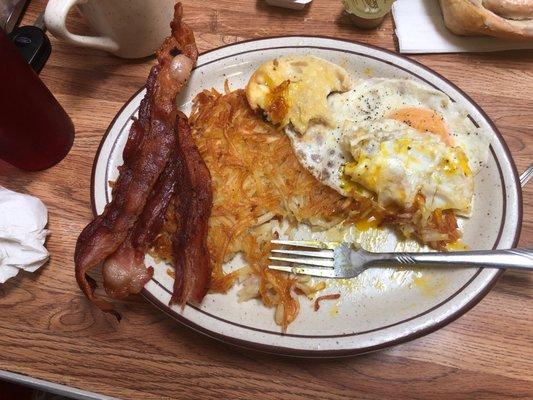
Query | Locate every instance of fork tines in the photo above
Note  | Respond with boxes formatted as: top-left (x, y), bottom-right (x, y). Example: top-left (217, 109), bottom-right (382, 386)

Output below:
top-left (268, 239), bottom-right (338, 277)
top-left (270, 239), bottom-right (338, 249)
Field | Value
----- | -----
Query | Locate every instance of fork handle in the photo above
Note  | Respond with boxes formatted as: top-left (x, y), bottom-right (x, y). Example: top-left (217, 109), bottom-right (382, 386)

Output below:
top-left (371, 248), bottom-right (533, 271)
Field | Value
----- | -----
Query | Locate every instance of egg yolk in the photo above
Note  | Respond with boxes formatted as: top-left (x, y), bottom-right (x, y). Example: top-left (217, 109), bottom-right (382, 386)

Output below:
top-left (390, 107), bottom-right (452, 146)
top-left (355, 215), bottom-right (382, 231)
top-left (446, 241), bottom-right (469, 251)
top-left (441, 150), bottom-right (472, 177)
top-left (265, 80), bottom-right (290, 125)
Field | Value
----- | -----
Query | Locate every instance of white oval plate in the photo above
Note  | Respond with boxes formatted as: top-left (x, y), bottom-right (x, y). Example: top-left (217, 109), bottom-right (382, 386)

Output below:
top-left (91, 37), bottom-right (522, 357)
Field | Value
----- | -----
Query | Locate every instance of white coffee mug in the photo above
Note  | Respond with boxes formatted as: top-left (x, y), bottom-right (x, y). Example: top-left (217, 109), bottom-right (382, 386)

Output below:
top-left (44, 0), bottom-right (176, 59)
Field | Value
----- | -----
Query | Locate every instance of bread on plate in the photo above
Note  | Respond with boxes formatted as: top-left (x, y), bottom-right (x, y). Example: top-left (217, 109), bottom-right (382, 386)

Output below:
top-left (439, 0), bottom-right (533, 40)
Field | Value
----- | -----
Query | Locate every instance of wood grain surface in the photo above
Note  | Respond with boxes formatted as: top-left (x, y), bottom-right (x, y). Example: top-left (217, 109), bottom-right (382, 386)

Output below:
top-left (0, 1), bottom-right (531, 399)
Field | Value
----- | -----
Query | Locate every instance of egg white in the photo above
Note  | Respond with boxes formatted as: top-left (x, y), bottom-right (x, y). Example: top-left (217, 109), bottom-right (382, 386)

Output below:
top-left (286, 78), bottom-right (490, 213)
top-left (343, 119), bottom-right (475, 214)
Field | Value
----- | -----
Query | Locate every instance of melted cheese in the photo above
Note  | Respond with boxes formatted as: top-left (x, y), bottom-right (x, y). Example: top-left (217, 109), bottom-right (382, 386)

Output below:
top-left (246, 56), bottom-right (352, 134)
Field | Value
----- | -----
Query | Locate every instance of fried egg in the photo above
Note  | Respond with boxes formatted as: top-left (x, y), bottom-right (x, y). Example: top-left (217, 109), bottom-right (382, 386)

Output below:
top-left (284, 77), bottom-right (489, 216)
top-left (343, 119), bottom-right (474, 214)
top-left (246, 54), bottom-right (491, 242)
top-left (246, 55), bottom-right (352, 134)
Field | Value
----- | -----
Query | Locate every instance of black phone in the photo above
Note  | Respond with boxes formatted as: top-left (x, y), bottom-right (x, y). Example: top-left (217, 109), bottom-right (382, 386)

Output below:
top-left (9, 24), bottom-right (51, 73)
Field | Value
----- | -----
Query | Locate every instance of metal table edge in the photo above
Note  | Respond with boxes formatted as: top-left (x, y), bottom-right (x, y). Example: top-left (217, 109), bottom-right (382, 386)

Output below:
top-left (0, 370), bottom-right (120, 400)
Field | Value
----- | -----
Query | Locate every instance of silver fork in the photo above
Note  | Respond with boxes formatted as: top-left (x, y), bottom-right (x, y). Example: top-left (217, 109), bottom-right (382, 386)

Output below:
top-left (268, 240), bottom-right (533, 278)
top-left (268, 164), bottom-right (533, 278)
top-left (520, 163), bottom-right (533, 187)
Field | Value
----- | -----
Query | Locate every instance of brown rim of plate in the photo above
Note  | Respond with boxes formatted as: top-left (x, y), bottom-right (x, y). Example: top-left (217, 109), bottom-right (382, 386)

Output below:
top-left (89, 35), bottom-right (523, 357)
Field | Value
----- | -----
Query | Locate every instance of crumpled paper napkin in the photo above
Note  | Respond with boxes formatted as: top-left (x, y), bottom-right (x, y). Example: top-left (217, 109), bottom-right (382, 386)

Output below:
top-left (0, 186), bottom-right (49, 283)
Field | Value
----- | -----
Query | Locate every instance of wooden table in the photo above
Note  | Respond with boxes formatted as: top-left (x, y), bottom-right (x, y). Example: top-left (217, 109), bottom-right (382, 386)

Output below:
top-left (1, 1), bottom-right (531, 399)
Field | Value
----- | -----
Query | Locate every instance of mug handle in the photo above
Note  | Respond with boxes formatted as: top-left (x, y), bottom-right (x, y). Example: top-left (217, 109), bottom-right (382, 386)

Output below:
top-left (44, 0), bottom-right (119, 53)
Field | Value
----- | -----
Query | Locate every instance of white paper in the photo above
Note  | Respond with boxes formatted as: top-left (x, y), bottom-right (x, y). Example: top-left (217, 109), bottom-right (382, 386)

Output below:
top-left (265, 0), bottom-right (312, 10)
top-left (0, 186), bottom-right (49, 283)
top-left (392, 0), bottom-right (533, 54)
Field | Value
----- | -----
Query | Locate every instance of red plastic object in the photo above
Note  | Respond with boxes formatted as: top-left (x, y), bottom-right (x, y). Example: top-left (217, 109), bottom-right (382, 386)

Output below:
top-left (0, 29), bottom-right (74, 171)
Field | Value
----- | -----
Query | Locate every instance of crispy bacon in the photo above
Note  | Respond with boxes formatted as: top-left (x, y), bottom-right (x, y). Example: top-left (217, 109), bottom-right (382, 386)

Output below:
top-left (100, 153), bottom-right (183, 301)
top-left (74, 3), bottom-right (204, 317)
top-left (131, 151), bottom-right (182, 249)
top-left (74, 64), bottom-right (171, 317)
top-left (101, 239), bottom-right (152, 301)
top-left (171, 114), bottom-right (213, 305)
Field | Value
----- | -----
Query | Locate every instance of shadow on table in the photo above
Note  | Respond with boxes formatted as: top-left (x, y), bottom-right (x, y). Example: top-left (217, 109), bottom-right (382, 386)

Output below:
top-left (0, 263), bottom-right (48, 300)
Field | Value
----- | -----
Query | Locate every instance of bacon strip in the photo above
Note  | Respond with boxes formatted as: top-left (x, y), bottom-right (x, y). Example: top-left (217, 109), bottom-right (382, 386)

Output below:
top-left (74, 65), bottom-right (170, 316)
top-left (131, 152), bottom-right (182, 250)
top-left (171, 114), bottom-right (213, 305)
top-left (100, 143), bottom-right (186, 303)
top-left (101, 238), bottom-right (152, 301)
top-left (74, 3), bottom-right (200, 316)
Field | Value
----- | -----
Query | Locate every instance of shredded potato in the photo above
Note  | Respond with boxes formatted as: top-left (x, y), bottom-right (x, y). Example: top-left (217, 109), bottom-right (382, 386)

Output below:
top-left (151, 88), bottom-right (459, 330)
top-left (187, 88), bottom-right (369, 330)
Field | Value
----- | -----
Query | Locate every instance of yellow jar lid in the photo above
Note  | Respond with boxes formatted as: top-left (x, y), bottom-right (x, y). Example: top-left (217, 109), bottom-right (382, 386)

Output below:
top-left (342, 0), bottom-right (395, 19)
